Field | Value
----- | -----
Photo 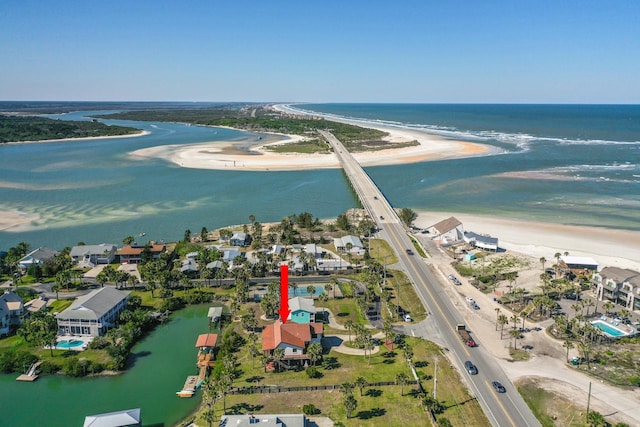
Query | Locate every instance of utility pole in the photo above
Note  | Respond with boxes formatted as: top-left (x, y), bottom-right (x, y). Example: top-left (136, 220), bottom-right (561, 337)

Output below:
top-left (433, 356), bottom-right (438, 399)
top-left (586, 381), bottom-right (592, 419)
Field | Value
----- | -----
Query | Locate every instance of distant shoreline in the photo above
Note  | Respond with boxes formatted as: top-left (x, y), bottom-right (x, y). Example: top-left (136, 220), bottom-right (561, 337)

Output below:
top-left (1, 129), bottom-right (150, 145)
top-left (130, 105), bottom-right (496, 171)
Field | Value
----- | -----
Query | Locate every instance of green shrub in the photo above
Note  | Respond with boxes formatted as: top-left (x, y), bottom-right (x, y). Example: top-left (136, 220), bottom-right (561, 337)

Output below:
top-left (302, 403), bottom-right (319, 415)
top-left (305, 366), bottom-right (320, 379)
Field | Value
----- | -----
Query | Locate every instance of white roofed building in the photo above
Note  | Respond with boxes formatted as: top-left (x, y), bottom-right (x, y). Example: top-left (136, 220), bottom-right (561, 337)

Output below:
top-left (56, 287), bottom-right (129, 336)
top-left (83, 408), bottom-right (141, 427)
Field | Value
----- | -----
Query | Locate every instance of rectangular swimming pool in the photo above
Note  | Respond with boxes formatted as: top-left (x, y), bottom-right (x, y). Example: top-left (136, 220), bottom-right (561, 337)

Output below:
top-left (591, 320), bottom-right (626, 338)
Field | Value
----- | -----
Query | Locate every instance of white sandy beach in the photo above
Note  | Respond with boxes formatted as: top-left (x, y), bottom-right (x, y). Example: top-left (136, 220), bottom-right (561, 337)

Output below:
top-left (415, 210), bottom-right (640, 272)
top-left (130, 104), bottom-right (493, 171)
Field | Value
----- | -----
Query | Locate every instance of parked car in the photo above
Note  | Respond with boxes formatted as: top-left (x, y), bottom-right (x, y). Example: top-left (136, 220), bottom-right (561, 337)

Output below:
top-left (403, 313), bottom-right (413, 322)
top-left (492, 381), bottom-right (506, 393)
top-left (464, 361), bottom-right (478, 375)
top-left (465, 296), bottom-right (475, 304)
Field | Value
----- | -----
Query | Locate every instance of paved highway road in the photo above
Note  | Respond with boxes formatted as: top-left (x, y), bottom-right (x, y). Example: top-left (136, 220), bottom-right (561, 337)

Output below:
top-left (321, 130), bottom-right (541, 427)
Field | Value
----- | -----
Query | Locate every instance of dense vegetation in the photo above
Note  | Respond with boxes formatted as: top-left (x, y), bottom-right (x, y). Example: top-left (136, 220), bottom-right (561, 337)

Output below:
top-left (97, 106), bottom-right (419, 153)
top-left (0, 115), bottom-right (141, 143)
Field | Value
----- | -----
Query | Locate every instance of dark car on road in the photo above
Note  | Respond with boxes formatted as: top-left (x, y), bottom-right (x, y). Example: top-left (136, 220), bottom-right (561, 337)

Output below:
top-left (492, 381), bottom-right (506, 393)
top-left (406, 249), bottom-right (414, 255)
top-left (464, 361), bottom-right (478, 375)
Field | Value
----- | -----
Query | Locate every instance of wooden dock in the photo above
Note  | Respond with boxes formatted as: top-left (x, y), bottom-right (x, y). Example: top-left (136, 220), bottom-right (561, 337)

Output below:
top-left (176, 375), bottom-right (199, 398)
top-left (16, 361), bottom-right (43, 382)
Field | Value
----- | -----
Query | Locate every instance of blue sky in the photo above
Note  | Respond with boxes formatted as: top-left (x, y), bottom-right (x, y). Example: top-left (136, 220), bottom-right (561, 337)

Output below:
top-left (2, 1), bottom-right (639, 103)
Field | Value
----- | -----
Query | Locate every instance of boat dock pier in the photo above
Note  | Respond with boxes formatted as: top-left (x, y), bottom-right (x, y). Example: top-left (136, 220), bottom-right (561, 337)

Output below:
top-left (16, 361), bottom-right (43, 382)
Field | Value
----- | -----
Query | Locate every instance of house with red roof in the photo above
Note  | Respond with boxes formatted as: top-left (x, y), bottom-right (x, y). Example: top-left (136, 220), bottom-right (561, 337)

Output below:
top-left (262, 320), bottom-right (323, 369)
top-left (118, 243), bottom-right (166, 264)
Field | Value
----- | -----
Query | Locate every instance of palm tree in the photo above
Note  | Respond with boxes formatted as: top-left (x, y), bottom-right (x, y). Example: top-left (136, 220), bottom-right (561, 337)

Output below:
top-left (563, 339), bottom-right (574, 362)
top-left (402, 344), bottom-right (414, 367)
top-left (510, 329), bottom-right (521, 349)
top-left (307, 342), bottom-right (323, 366)
top-left (354, 376), bottom-right (367, 396)
top-left (339, 381), bottom-right (354, 398)
top-left (495, 308), bottom-right (502, 331)
top-left (602, 300), bottom-right (615, 316)
top-left (317, 293), bottom-right (328, 320)
top-left (554, 252), bottom-right (562, 278)
top-left (345, 320), bottom-right (354, 343)
top-left (498, 314), bottom-right (509, 339)
top-left (395, 372), bottom-right (409, 396)
top-left (290, 283), bottom-right (298, 296)
top-left (306, 285), bottom-right (316, 298)
top-left (343, 394), bottom-right (357, 419)
top-left (272, 348), bottom-right (285, 373)
top-left (324, 282), bottom-right (334, 299)
top-left (539, 257), bottom-right (547, 273)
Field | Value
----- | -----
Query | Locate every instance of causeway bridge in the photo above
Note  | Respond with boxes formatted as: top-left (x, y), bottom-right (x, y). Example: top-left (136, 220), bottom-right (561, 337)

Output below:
top-left (320, 130), bottom-right (540, 427)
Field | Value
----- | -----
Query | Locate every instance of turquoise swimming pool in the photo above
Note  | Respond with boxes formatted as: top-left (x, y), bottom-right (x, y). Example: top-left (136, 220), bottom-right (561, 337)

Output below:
top-left (56, 339), bottom-right (85, 349)
top-left (591, 320), bottom-right (626, 338)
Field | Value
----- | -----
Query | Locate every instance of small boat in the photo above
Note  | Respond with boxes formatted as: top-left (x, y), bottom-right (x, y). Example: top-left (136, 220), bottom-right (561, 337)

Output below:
top-left (176, 389), bottom-right (195, 398)
top-left (139, 232), bottom-right (146, 237)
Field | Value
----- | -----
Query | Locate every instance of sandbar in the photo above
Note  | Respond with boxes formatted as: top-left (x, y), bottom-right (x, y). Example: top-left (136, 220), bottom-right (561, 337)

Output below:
top-left (2, 130), bottom-right (150, 145)
top-left (130, 105), bottom-right (494, 171)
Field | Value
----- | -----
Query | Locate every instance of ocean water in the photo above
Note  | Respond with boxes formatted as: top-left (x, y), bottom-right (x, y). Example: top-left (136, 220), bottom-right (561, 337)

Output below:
top-left (1, 104), bottom-right (639, 250)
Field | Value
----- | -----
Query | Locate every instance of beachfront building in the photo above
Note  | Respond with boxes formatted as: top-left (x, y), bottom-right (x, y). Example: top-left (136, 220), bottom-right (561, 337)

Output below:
top-left (219, 414), bottom-right (307, 427)
top-left (83, 408), bottom-right (141, 427)
top-left (70, 244), bottom-right (117, 268)
top-left (56, 287), bottom-right (129, 336)
top-left (333, 235), bottom-right (365, 255)
top-left (230, 232), bottom-right (249, 247)
top-left (262, 320), bottom-right (323, 368)
top-left (17, 247), bottom-right (58, 271)
top-left (463, 231), bottom-right (499, 252)
top-left (426, 217), bottom-right (464, 244)
top-left (0, 290), bottom-right (24, 336)
top-left (593, 267), bottom-right (640, 311)
top-left (560, 256), bottom-right (599, 275)
top-left (288, 297), bottom-right (316, 324)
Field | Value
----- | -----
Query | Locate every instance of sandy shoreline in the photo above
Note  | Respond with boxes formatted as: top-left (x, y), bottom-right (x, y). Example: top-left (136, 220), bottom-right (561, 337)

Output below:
top-left (130, 104), bottom-right (495, 171)
top-left (2, 130), bottom-right (150, 145)
top-left (414, 210), bottom-right (640, 272)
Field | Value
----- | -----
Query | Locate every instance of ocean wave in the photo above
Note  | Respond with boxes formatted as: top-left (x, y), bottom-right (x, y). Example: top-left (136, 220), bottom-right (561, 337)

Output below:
top-left (285, 104), bottom-right (640, 150)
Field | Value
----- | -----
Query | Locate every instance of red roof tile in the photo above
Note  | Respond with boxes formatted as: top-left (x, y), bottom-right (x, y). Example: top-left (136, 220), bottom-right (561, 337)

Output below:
top-left (262, 321), bottom-right (313, 351)
top-left (195, 333), bottom-right (218, 348)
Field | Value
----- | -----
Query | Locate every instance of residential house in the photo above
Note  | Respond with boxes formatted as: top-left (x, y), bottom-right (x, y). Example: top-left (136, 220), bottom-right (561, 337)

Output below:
top-left (0, 290), bottom-right (24, 336)
top-left (262, 320), bottom-right (323, 367)
top-left (83, 408), bottom-right (141, 427)
top-left (180, 258), bottom-right (199, 275)
top-left (70, 244), bottom-right (117, 267)
top-left (333, 235), bottom-right (365, 254)
top-left (463, 231), bottom-right (499, 251)
top-left (24, 297), bottom-right (48, 315)
top-left (56, 287), bottom-right (129, 336)
top-left (118, 243), bottom-right (166, 264)
top-left (230, 232), bottom-right (249, 247)
top-left (303, 243), bottom-right (325, 259)
top-left (219, 414), bottom-right (307, 427)
top-left (593, 267), bottom-right (640, 311)
top-left (17, 247), bottom-right (58, 271)
top-left (426, 217), bottom-right (464, 243)
top-left (288, 297), bottom-right (316, 324)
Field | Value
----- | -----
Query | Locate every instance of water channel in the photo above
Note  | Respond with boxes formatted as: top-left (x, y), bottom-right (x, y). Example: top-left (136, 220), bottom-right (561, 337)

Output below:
top-left (0, 305), bottom-right (211, 427)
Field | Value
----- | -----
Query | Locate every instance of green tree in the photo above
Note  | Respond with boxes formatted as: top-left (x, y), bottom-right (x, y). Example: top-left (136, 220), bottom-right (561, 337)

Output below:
top-left (395, 372), bottom-right (409, 396)
top-left (398, 207), bottom-right (417, 227)
top-left (354, 376), bottom-right (368, 396)
top-left (17, 312), bottom-right (58, 357)
top-left (272, 348), bottom-right (285, 373)
top-left (343, 394), bottom-right (357, 419)
top-left (307, 342), bottom-right (323, 366)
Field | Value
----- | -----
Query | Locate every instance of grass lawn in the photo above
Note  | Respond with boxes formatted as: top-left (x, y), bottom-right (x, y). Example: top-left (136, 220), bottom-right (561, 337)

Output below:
top-left (324, 298), bottom-right (366, 327)
top-left (517, 378), bottom-right (584, 427)
top-left (370, 239), bottom-right (398, 265)
top-left (195, 333), bottom-right (488, 426)
top-left (49, 299), bottom-right (73, 312)
top-left (386, 269), bottom-right (427, 322)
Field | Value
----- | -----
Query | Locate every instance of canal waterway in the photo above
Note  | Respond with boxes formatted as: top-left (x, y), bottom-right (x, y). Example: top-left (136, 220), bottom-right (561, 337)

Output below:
top-left (0, 305), bottom-right (211, 427)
